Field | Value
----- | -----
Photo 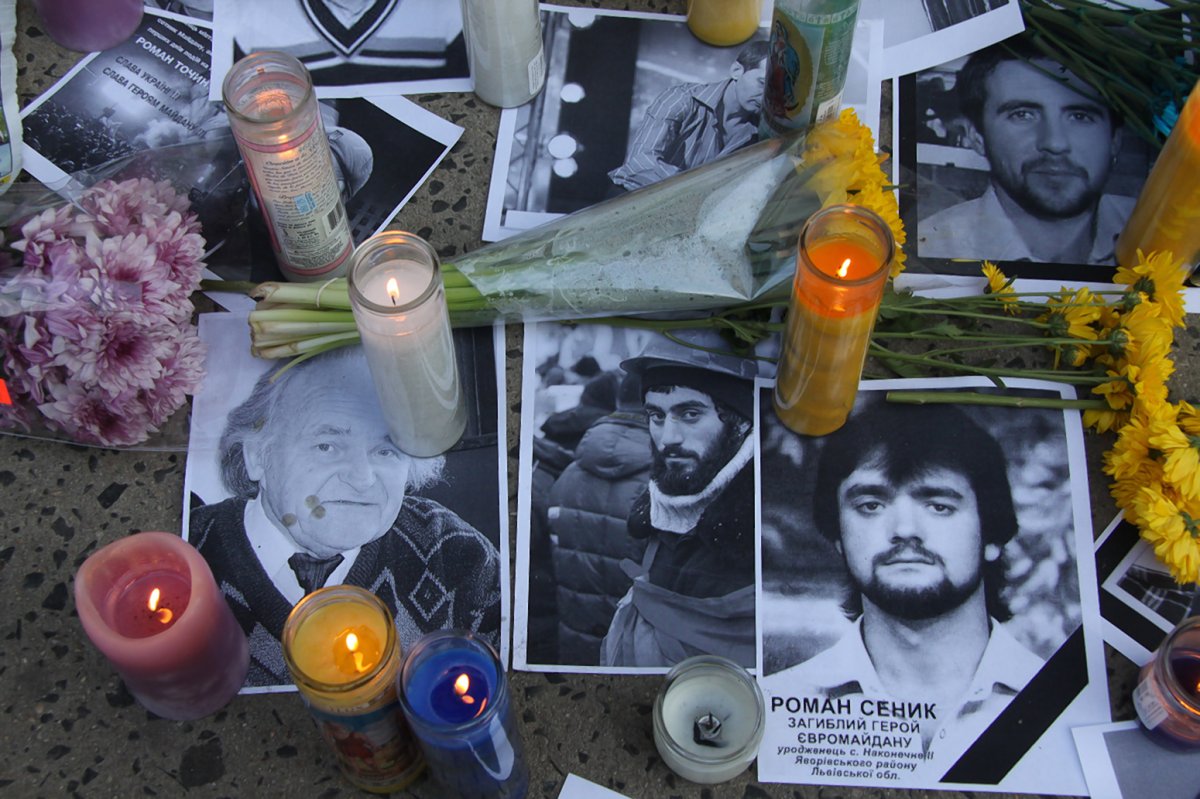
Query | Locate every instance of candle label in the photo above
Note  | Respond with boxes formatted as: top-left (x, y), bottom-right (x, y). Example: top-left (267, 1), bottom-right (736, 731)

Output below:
top-left (1133, 677), bottom-right (1168, 730)
top-left (237, 119), bottom-right (353, 276)
top-left (305, 692), bottom-right (424, 790)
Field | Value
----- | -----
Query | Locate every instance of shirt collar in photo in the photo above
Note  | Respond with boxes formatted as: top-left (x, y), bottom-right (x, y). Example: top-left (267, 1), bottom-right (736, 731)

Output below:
top-left (242, 496), bottom-right (360, 604)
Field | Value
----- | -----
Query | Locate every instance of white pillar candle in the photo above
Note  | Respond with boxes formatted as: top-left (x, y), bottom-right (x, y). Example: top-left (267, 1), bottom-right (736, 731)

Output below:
top-left (348, 232), bottom-right (467, 457)
top-left (460, 0), bottom-right (546, 108)
top-left (653, 655), bottom-right (766, 784)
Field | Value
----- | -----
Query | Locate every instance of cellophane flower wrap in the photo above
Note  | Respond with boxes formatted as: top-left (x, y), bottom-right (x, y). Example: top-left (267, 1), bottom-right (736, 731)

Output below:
top-left (0, 178), bottom-right (207, 447)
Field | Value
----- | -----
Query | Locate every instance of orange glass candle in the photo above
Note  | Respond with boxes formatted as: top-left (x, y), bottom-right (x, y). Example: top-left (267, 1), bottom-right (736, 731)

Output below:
top-left (1116, 81), bottom-right (1200, 276)
top-left (687, 0), bottom-right (760, 46)
top-left (773, 204), bottom-right (892, 436)
top-left (282, 586), bottom-right (424, 794)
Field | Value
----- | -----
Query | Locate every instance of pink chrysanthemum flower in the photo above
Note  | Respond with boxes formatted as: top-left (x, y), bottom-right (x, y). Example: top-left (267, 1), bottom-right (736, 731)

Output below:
top-left (1, 177), bottom-right (208, 446)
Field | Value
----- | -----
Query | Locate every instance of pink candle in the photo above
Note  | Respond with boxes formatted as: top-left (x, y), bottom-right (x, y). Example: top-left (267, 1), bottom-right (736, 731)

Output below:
top-left (74, 532), bottom-right (249, 720)
top-left (33, 0), bottom-right (144, 53)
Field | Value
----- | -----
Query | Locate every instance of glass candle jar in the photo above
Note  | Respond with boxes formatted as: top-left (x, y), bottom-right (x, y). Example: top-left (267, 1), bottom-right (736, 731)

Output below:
top-left (1134, 616), bottom-right (1200, 748)
top-left (687, 0), bottom-right (761, 47)
top-left (398, 630), bottom-right (529, 799)
top-left (460, 0), bottom-right (546, 108)
top-left (653, 655), bottom-right (766, 784)
top-left (347, 230), bottom-right (467, 457)
top-left (222, 50), bottom-right (353, 282)
top-left (773, 203), bottom-right (892, 436)
top-left (1115, 79), bottom-right (1200, 279)
top-left (282, 585), bottom-right (425, 793)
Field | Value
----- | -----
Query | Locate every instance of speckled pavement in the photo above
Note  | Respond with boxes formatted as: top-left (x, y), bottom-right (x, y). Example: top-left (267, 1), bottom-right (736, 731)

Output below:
top-left (3, 0), bottom-right (1197, 796)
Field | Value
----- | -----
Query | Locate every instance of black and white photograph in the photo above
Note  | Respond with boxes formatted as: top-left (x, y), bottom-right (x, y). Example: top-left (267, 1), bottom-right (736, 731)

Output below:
top-left (145, 0), bottom-right (213, 22)
top-left (1096, 514), bottom-right (1200, 666)
top-left (483, 5), bottom-right (883, 241)
top-left (19, 10), bottom-right (461, 293)
top-left (182, 314), bottom-right (509, 692)
top-left (514, 322), bottom-right (764, 673)
top-left (209, 0), bottom-right (470, 100)
top-left (860, 0), bottom-right (1022, 78)
top-left (756, 377), bottom-right (1109, 794)
top-left (1072, 721), bottom-right (1200, 799)
top-left (898, 33), bottom-right (1155, 282)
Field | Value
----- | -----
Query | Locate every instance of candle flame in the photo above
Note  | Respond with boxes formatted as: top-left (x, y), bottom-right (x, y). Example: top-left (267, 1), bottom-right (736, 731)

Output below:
top-left (386, 277), bottom-right (400, 306)
top-left (455, 673), bottom-right (474, 703)
top-left (147, 587), bottom-right (173, 624)
top-left (344, 632), bottom-right (367, 672)
top-left (837, 258), bottom-right (852, 279)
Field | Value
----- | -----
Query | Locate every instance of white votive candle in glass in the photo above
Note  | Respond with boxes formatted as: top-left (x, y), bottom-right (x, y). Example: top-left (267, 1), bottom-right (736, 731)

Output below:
top-left (460, 0), bottom-right (546, 108)
top-left (347, 231), bottom-right (467, 457)
top-left (653, 655), bottom-right (766, 784)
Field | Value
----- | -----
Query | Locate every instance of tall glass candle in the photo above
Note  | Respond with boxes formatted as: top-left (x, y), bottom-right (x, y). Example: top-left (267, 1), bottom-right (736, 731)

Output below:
top-left (74, 532), bottom-right (249, 721)
top-left (34, 0), bottom-right (143, 52)
top-left (398, 631), bottom-right (529, 799)
top-left (687, 0), bottom-right (761, 47)
top-left (222, 51), bottom-right (353, 283)
top-left (1134, 616), bottom-right (1200, 748)
top-left (282, 586), bottom-right (425, 793)
top-left (773, 204), bottom-right (892, 436)
top-left (1116, 81), bottom-right (1200, 278)
top-left (460, 0), bottom-right (546, 108)
top-left (347, 231), bottom-right (467, 457)
top-left (760, 0), bottom-right (860, 139)
top-left (653, 655), bottom-right (765, 784)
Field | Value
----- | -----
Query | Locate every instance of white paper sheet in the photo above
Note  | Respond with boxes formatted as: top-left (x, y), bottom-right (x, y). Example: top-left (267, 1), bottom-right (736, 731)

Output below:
top-left (1072, 721), bottom-right (1200, 799)
top-left (755, 376), bottom-right (1110, 795)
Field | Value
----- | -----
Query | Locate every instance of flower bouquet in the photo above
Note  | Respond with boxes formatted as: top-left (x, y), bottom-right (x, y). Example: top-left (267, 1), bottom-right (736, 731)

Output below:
top-left (0, 177), bottom-right (207, 447)
top-left (206, 109), bottom-right (904, 362)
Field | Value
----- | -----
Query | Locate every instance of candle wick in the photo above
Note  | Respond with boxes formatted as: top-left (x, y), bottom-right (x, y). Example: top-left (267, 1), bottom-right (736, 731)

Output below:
top-left (390, 295), bottom-right (397, 306)
top-left (693, 712), bottom-right (725, 747)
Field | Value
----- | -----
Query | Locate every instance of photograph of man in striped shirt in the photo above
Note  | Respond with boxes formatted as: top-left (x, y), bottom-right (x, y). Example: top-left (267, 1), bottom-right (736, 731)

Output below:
top-left (608, 39), bottom-right (769, 193)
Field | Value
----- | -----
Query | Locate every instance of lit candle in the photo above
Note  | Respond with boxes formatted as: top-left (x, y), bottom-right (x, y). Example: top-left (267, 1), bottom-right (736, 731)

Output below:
top-left (282, 585), bottom-right (425, 793)
top-left (1116, 80), bottom-right (1200, 277)
top-left (222, 50), bottom-right (353, 283)
top-left (73, 532), bottom-right (249, 720)
top-left (347, 231), bottom-right (467, 457)
top-left (773, 204), bottom-right (892, 436)
top-left (686, 0), bottom-right (761, 46)
top-left (398, 631), bottom-right (529, 799)
top-left (1134, 616), bottom-right (1200, 748)
top-left (653, 655), bottom-right (766, 784)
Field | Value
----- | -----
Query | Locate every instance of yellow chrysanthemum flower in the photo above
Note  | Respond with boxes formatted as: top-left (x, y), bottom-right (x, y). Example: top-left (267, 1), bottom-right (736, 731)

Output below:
top-left (981, 262), bottom-right (1018, 314)
top-left (1103, 407), bottom-right (1157, 480)
top-left (1149, 404), bottom-right (1200, 501)
top-left (1114, 249), bottom-right (1187, 329)
top-left (1131, 484), bottom-right (1200, 584)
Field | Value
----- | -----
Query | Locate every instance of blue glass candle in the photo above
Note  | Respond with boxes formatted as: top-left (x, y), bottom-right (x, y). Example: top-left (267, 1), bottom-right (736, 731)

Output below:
top-left (398, 631), bottom-right (529, 799)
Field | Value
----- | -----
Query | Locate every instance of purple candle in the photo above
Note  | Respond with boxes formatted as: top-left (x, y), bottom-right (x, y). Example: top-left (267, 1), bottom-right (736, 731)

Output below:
top-left (74, 532), bottom-right (249, 720)
top-left (33, 0), bottom-right (144, 53)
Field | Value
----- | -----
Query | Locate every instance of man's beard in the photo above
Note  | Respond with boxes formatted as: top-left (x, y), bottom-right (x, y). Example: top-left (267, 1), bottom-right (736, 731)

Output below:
top-left (1002, 156), bottom-right (1099, 219)
top-left (852, 541), bottom-right (983, 621)
top-left (651, 422), bottom-right (746, 496)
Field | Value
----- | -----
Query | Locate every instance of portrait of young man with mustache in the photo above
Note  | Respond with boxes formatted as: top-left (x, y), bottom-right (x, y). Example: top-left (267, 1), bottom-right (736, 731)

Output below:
top-left (917, 36), bottom-right (1134, 266)
top-left (777, 399), bottom-right (1043, 757)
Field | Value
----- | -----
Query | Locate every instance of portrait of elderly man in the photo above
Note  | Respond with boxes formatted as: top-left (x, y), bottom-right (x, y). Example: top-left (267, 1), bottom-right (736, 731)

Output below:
top-left (779, 399), bottom-right (1043, 755)
top-left (600, 333), bottom-right (758, 668)
top-left (188, 345), bottom-right (501, 687)
top-left (918, 37), bottom-right (1135, 265)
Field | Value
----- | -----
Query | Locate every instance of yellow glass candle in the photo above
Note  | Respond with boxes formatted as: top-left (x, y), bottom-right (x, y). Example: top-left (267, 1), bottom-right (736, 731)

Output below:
top-left (687, 0), bottom-right (760, 46)
top-left (282, 586), bottom-right (424, 793)
top-left (773, 204), bottom-right (892, 436)
top-left (1116, 81), bottom-right (1200, 275)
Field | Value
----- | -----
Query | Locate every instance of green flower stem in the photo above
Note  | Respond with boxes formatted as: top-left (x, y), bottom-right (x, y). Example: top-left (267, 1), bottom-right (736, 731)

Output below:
top-left (886, 390), bottom-right (1107, 411)
top-left (248, 309), bottom-right (355, 323)
top-left (252, 331), bottom-right (360, 359)
top-left (868, 342), bottom-right (1111, 385)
